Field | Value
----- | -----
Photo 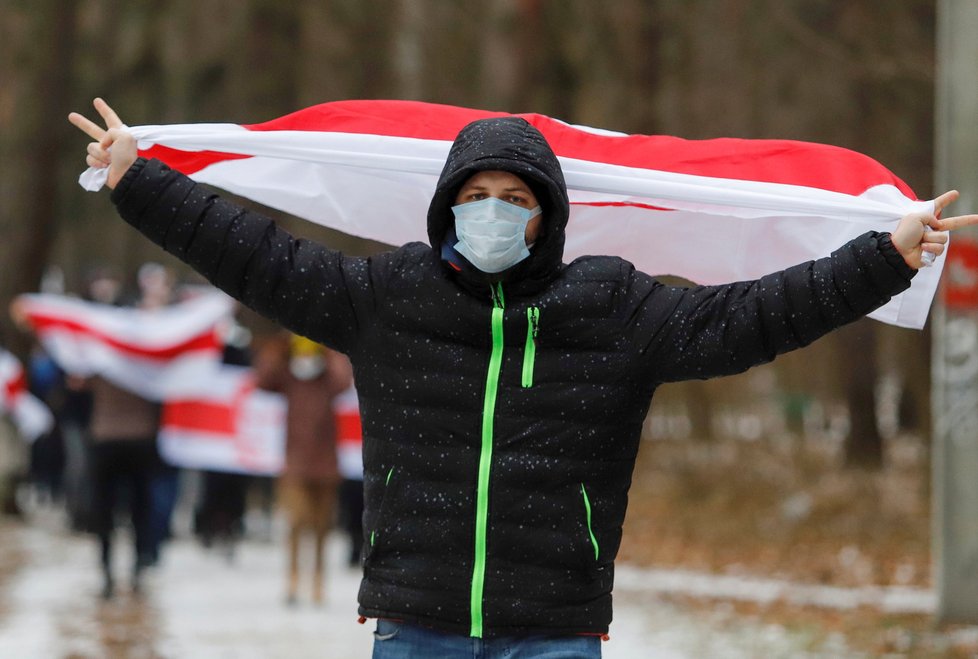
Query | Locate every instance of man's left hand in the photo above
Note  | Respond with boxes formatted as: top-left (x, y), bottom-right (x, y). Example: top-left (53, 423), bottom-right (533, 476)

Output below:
top-left (893, 190), bottom-right (978, 269)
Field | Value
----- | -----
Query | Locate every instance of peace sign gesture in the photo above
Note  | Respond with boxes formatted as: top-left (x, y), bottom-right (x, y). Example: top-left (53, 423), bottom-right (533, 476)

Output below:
top-left (891, 190), bottom-right (978, 269)
top-left (68, 98), bottom-right (138, 190)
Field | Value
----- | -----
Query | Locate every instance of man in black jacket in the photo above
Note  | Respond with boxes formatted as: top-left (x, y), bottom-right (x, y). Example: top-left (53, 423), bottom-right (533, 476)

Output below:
top-left (70, 98), bottom-right (975, 658)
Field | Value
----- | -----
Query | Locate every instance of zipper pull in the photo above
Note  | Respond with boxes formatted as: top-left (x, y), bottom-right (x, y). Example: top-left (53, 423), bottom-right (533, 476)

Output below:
top-left (490, 282), bottom-right (505, 309)
top-left (522, 306), bottom-right (540, 389)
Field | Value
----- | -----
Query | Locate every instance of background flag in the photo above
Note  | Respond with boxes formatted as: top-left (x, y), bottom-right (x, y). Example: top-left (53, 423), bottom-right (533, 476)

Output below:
top-left (18, 292), bottom-right (233, 401)
top-left (158, 365), bottom-right (286, 476)
top-left (0, 348), bottom-right (54, 442)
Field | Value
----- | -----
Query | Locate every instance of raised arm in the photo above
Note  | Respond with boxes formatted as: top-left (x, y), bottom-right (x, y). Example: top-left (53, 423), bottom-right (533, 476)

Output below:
top-left (627, 193), bottom-right (978, 384)
top-left (68, 99), bottom-right (378, 355)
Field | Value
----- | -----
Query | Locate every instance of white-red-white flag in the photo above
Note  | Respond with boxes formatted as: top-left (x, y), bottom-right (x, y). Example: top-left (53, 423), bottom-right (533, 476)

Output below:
top-left (334, 385), bottom-right (362, 480)
top-left (0, 348), bottom-right (54, 442)
top-left (18, 292), bottom-right (233, 401)
top-left (158, 365), bottom-right (286, 476)
top-left (80, 100), bottom-right (939, 328)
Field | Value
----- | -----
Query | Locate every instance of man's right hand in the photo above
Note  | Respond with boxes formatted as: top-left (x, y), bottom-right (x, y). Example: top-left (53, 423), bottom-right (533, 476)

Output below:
top-left (68, 98), bottom-right (137, 190)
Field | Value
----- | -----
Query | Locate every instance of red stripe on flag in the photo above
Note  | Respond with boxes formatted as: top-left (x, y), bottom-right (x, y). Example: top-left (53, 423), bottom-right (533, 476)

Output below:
top-left (162, 400), bottom-right (236, 435)
top-left (572, 201), bottom-right (675, 212)
top-left (140, 144), bottom-right (250, 176)
top-left (28, 314), bottom-right (219, 360)
top-left (4, 369), bottom-right (26, 401)
top-left (335, 411), bottom-right (362, 443)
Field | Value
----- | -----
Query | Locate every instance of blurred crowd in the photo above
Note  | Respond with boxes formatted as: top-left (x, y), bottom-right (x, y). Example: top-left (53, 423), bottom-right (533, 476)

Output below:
top-left (0, 262), bottom-right (363, 605)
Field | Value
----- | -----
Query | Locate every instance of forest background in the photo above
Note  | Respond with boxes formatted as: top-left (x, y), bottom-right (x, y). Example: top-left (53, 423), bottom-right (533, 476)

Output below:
top-left (0, 2), bottom-right (961, 651)
top-left (0, 0), bottom-right (939, 463)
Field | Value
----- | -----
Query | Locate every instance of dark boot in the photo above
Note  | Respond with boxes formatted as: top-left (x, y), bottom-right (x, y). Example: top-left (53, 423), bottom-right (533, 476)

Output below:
top-left (100, 569), bottom-right (114, 600)
top-left (130, 564), bottom-right (143, 596)
top-left (99, 535), bottom-right (114, 599)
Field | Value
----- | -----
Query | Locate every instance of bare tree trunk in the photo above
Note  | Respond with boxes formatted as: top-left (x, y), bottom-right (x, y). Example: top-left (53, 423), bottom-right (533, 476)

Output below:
top-left (0, 0), bottom-right (79, 353)
top-left (840, 319), bottom-right (884, 468)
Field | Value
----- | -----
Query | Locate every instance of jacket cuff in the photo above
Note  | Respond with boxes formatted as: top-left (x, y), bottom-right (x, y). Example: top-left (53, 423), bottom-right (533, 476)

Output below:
top-left (877, 232), bottom-right (917, 281)
top-left (109, 157), bottom-right (150, 203)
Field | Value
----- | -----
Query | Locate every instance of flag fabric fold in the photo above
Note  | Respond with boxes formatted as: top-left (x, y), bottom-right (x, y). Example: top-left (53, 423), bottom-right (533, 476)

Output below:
top-left (0, 348), bottom-right (54, 442)
top-left (80, 99), bottom-right (938, 328)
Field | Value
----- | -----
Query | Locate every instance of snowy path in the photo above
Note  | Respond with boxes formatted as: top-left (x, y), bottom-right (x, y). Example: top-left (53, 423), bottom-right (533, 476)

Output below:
top-left (0, 514), bottom-right (901, 658)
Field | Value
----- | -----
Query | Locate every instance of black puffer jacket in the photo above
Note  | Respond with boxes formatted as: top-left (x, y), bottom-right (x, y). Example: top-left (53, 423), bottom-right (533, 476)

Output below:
top-left (111, 117), bottom-right (914, 638)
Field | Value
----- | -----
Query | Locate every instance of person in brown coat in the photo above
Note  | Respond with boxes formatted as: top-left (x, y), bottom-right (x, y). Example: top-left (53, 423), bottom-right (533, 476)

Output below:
top-left (83, 376), bottom-right (161, 598)
top-left (254, 332), bottom-right (353, 605)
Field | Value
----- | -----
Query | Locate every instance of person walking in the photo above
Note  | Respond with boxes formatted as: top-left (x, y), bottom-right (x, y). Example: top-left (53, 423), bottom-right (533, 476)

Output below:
top-left (254, 332), bottom-right (352, 605)
top-left (70, 98), bottom-right (977, 656)
top-left (83, 375), bottom-right (161, 598)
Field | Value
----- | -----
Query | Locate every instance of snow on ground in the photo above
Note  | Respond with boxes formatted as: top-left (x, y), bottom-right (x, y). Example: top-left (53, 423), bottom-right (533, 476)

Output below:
top-left (614, 564), bottom-right (935, 614)
top-left (0, 511), bottom-right (903, 658)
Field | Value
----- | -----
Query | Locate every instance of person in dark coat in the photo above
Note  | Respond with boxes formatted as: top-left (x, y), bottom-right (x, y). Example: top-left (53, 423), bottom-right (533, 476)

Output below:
top-left (70, 98), bottom-right (977, 656)
top-left (84, 376), bottom-right (162, 598)
top-left (193, 321), bottom-right (254, 559)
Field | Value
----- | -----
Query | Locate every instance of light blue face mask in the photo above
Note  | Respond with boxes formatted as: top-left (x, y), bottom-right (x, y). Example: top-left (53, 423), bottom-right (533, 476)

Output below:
top-left (451, 197), bottom-right (542, 274)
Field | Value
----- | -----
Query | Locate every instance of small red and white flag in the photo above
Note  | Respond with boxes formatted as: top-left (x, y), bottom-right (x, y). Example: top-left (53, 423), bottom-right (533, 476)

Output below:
top-left (18, 292), bottom-right (233, 401)
top-left (334, 385), bottom-right (362, 480)
top-left (158, 365), bottom-right (286, 476)
top-left (0, 348), bottom-right (54, 442)
top-left (81, 100), bottom-right (940, 328)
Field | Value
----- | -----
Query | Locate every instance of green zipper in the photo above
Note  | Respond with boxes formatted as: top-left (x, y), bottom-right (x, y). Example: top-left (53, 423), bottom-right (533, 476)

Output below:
top-left (470, 282), bottom-right (505, 638)
top-left (581, 483), bottom-right (600, 561)
top-left (521, 307), bottom-right (539, 388)
top-left (370, 467), bottom-right (395, 547)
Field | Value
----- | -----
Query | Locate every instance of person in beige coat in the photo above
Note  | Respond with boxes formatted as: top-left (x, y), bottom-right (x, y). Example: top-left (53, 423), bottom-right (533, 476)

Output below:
top-left (255, 332), bottom-right (353, 605)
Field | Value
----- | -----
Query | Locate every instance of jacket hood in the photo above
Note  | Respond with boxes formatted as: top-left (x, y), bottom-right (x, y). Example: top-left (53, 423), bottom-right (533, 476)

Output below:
top-left (427, 117), bottom-right (570, 293)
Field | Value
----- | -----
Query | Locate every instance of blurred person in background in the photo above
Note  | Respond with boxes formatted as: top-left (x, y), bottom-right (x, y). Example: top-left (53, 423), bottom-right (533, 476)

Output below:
top-left (0, 333), bottom-right (29, 518)
top-left (83, 363), bottom-right (161, 599)
top-left (56, 265), bottom-right (119, 533)
top-left (72, 98), bottom-right (978, 657)
top-left (135, 262), bottom-right (180, 568)
top-left (24, 344), bottom-right (66, 505)
top-left (193, 316), bottom-right (254, 560)
top-left (254, 332), bottom-right (352, 605)
top-left (12, 263), bottom-right (167, 598)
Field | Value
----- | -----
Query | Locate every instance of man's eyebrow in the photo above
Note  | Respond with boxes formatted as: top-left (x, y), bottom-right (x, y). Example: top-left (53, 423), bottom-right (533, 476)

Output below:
top-left (459, 183), bottom-right (530, 193)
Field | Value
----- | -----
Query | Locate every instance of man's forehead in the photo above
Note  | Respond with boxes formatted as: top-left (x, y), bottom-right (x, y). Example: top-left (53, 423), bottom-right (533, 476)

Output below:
top-left (460, 170), bottom-right (530, 189)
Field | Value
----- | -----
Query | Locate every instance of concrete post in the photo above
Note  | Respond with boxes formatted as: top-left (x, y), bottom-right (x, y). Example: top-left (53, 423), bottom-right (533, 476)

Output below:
top-left (932, 0), bottom-right (978, 624)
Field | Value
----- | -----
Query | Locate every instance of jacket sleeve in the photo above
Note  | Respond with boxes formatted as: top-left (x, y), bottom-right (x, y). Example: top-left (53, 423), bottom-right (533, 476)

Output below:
top-left (621, 231), bottom-right (916, 384)
top-left (110, 158), bottom-right (380, 355)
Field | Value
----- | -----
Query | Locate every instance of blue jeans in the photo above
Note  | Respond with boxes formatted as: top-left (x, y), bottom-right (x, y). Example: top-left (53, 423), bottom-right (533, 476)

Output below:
top-left (372, 619), bottom-right (602, 659)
